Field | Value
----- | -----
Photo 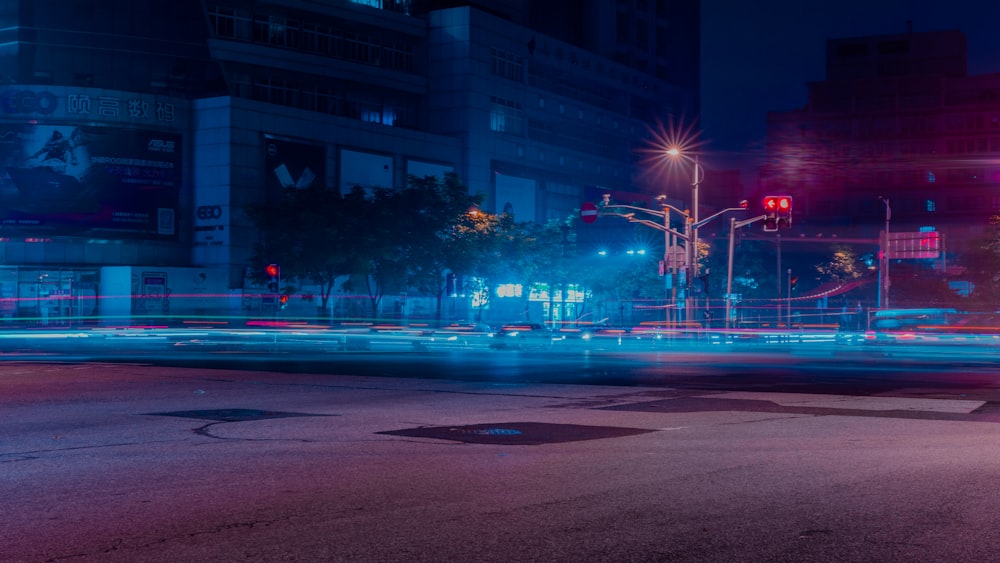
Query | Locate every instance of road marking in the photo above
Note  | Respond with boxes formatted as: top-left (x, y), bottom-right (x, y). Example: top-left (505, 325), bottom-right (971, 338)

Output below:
top-left (710, 392), bottom-right (984, 415)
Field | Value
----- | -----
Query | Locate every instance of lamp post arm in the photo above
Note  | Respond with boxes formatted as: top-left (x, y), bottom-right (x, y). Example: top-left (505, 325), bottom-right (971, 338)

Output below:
top-left (658, 202), bottom-right (689, 218)
top-left (734, 214), bottom-right (767, 229)
top-left (693, 207), bottom-right (749, 230)
top-left (601, 203), bottom-right (668, 219)
top-left (599, 210), bottom-right (689, 241)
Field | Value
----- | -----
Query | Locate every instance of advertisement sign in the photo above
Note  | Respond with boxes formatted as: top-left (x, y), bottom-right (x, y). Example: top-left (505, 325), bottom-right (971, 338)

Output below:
top-left (0, 123), bottom-right (181, 238)
top-left (888, 231), bottom-right (941, 259)
top-left (264, 134), bottom-right (325, 198)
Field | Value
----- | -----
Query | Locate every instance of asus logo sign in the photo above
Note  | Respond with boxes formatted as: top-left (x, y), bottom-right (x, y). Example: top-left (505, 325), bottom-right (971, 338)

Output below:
top-left (148, 139), bottom-right (175, 153)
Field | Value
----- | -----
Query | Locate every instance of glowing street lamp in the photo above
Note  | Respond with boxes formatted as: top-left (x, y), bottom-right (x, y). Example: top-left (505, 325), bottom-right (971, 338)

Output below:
top-left (666, 148), bottom-right (705, 317)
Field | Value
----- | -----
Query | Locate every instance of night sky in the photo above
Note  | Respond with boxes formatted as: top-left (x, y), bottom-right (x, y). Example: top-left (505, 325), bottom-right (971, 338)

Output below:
top-left (700, 0), bottom-right (1000, 175)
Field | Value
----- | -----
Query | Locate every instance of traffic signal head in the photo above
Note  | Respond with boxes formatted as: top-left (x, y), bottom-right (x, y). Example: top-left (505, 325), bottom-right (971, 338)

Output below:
top-left (279, 294), bottom-right (289, 309)
top-left (762, 195), bottom-right (792, 231)
top-left (266, 263), bottom-right (279, 293)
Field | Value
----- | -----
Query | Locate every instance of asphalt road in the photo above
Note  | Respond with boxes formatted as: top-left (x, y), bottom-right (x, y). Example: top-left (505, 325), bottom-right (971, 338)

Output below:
top-left (4, 343), bottom-right (1000, 562)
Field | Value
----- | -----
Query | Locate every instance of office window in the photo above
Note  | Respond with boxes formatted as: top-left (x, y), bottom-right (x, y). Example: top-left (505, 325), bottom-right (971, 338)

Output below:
top-left (382, 42), bottom-right (413, 72)
top-left (491, 48), bottom-right (524, 82)
top-left (253, 15), bottom-right (298, 48)
top-left (252, 77), bottom-right (296, 107)
top-left (209, 6), bottom-right (237, 38)
top-left (490, 97), bottom-right (524, 134)
top-left (301, 86), bottom-right (340, 115)
top-left (344, 32), bottom-right (380, 65)
top-left (302, 23), bottom-right (332, 54)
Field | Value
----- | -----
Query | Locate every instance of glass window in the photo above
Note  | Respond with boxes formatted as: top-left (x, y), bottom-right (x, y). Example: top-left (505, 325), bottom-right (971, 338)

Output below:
top-left (490, 96), bottom-right (523, 135)
top-left (491, 48), bottom-right (524, 82)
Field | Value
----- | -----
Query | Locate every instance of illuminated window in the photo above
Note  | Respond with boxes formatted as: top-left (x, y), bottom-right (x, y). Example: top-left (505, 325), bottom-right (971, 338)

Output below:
top-left (926, 200), bottom-right (936, 212)
top-left (490, 97), bottom-right (523, 134)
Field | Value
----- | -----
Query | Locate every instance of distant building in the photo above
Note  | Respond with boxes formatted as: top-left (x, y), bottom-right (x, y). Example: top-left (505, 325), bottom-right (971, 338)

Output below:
top-left (0, 0), bottom-right (700, 323)
top-left (761, 28), bottom-right (1000, 257)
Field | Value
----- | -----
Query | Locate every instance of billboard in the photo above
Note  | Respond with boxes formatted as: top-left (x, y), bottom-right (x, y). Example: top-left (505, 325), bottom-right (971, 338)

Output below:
top-left (0, 123), bottom-right (180, 238)
top-left (263, 134), bottom-right (325, 198)
top-left (888, 231), bottom-right (941, 259)
top-left (340, 148), bottom-right (391, 194)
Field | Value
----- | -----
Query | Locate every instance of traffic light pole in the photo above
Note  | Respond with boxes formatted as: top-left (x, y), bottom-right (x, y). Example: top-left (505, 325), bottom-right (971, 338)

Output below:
top-left (878, 196), bottom-right (891, 309)
top-left (599, 199), bottom-right (692, 323)
top-left (726, 214), bottom-right (767, 329)
top-left (599, 196), bottom-right (747, 326)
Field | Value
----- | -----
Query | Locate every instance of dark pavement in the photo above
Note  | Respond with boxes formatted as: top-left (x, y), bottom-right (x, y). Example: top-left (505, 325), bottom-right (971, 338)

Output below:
top-left (4, 360), bottom-right (1000, 562)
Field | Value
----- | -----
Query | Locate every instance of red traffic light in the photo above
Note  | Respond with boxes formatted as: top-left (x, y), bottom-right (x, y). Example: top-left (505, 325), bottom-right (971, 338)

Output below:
top-left (265, 264), bottom-right (279, 278)
top-left (762, 195), bottom-right (792, 232)
top-left (762, 195), bottom-right (792, 212)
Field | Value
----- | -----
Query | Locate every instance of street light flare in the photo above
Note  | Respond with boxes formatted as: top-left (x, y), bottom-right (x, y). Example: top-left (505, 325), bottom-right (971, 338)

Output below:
top-left (636, 115), bottom-right (707, 188)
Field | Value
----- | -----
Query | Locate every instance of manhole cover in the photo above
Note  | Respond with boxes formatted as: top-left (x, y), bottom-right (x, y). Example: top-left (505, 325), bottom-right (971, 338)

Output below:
top-left (378, 422), bottom-right (654, 445)
top-left (456, 428), bottom-right (523, 436)
top-left (146, 408), bottom-right (327, 422)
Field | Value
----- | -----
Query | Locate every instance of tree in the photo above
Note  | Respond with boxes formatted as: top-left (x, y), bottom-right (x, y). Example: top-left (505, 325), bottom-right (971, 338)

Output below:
top-left (340, 185), bottom-right (406, 319)
top-left (814, 245), bottom-right (865, 283)
top-left (957, 213), bottom-right (1000, 310)
top-left (704, 238), bottom-right (776, 301)
top-left (245, 185), bottom-right (354, 313)
top-left (460, 209), bottom-right (514, 322)
top-left (885, 261), bottom-right (960, 309)
top-left (395, 173), bottom-right (485, 321)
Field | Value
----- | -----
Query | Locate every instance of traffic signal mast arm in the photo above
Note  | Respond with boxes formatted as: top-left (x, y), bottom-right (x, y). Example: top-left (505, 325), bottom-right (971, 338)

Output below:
top-left (734, 214), bottom-right (768, 230)
top-left (597, 202), bottom-right (750, 239)
top-left (598, 203), bottom-right (689, 240)
top-left (695, 205), bottom-right (752, 230)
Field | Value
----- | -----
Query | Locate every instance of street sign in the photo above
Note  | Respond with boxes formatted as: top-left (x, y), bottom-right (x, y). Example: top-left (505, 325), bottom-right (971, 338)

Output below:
top-left (888, 231), bottom-right (940, 259)
top-left (579, 201), bottom-right (598, 224)
top-left (665, 245), bottom-right (687, 268)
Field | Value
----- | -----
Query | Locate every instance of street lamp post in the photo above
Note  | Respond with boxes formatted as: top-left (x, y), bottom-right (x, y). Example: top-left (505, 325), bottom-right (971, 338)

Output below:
top-left (878, 195), bottom-right (891, 310)
top-left (666, 148), bottom-right (705, 316)
top-left (662, 207), bottom-right (674, 324)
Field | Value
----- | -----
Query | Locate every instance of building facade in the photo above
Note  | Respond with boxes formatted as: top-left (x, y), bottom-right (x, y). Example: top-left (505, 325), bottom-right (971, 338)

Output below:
top-left (0, 0), bottom-right (699, 324)
top-left (761, 29), bottom-right (1000, 258)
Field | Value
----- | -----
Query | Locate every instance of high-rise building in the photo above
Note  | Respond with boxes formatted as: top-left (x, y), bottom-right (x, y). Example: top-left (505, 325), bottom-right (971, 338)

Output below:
top-left (0, 0), bottom-right (699, 323)
top-left (762, 28), bottom-right (999, 259)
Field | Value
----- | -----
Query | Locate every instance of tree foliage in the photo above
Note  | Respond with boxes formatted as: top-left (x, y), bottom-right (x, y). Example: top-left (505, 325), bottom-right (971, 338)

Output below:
top-left (957, 213), bottom-right (1000, 310)
top-left (246, 178), bottom-right (1000, 324)
top-left (246, 173), bottom-right (490, 320)
top-left (814, 245), bottom-right (865, 282)
top-left (244, 185), bottom-right (354, 310)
